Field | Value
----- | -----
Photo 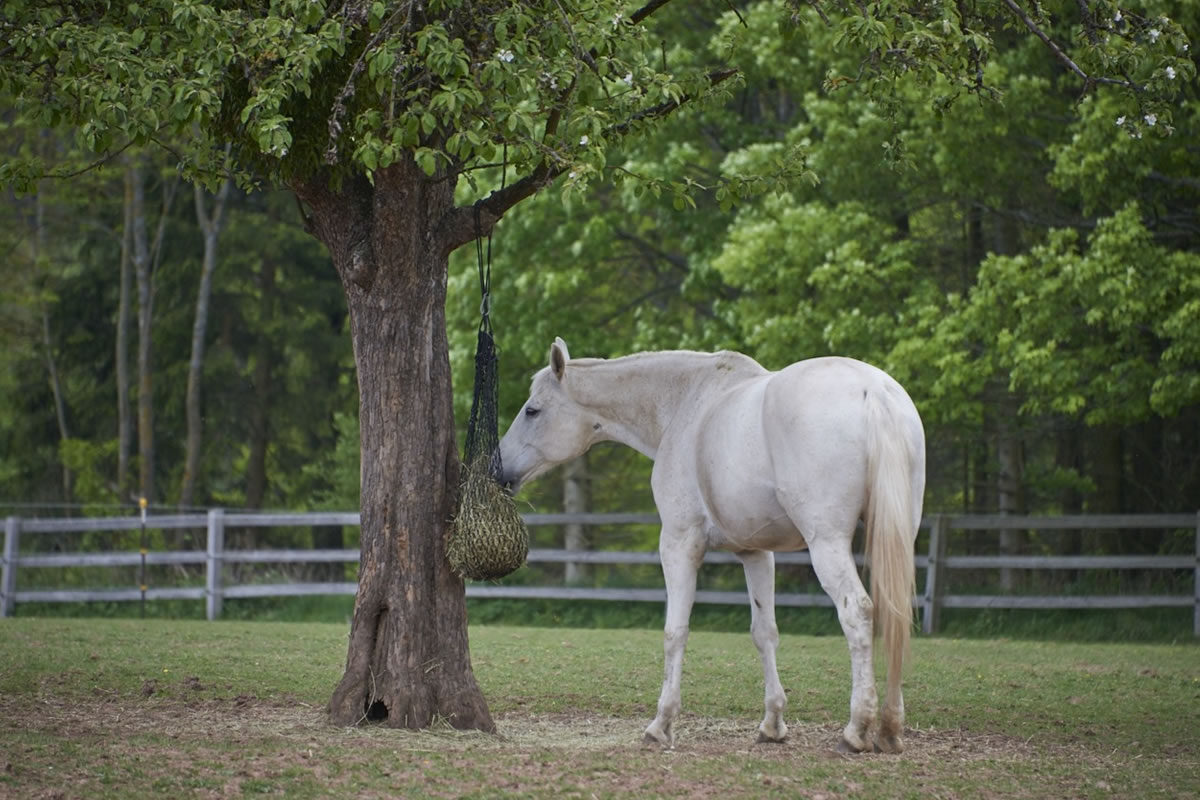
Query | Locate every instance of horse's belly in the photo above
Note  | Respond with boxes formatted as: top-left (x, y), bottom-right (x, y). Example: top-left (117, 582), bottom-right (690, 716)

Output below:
top-left (693, 410), bottom-right (808, 551)
top-left (708, 515), bottom-right (808, 552)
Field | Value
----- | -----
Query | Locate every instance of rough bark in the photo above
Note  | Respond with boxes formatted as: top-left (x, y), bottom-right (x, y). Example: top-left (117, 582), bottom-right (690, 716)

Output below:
top-left (294, 159), bottom-right (493, 732)
top-left (179, 178), bottom-right (232, 510)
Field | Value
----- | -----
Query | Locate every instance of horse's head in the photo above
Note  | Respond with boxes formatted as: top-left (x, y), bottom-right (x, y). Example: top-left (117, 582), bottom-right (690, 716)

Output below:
top-left (497, 337), bottom-right (596, 494)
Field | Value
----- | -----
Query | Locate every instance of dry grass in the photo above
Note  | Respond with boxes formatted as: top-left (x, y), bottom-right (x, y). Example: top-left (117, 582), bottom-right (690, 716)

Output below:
top-left (447, 457), bottom-right (528, 581)
top-left (1, 619), bottom-right (1196, 799)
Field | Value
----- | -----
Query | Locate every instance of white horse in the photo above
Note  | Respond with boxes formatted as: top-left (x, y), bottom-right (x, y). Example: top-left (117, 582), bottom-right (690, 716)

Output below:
top-left (497, 338), bottom-right (925, 753)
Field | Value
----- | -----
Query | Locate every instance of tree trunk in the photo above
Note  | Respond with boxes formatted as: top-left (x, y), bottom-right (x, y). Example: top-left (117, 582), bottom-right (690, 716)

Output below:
top-left (130, 163), bottom-right (155, 504)
top-left (130, 163), bottom-right (179, 506)
top-left (179, 178), bottom-right (232, 510)
top-left (294, 160), bottom-right (493, 732)
top-left (996, 411), bottom-right (1023, 592)
top-left (34, 181), bottom-right (73, 503)
top-left (244, 256), bottom-right (275, 511)
top-left (116, 168), bottom-right (134, 496)
top-left (563, 454), bottom-right (589, 584)
top-left (1055, 423), bottom-right (1084, 585)
top-left (1092, 426), bottom-right (1124, 514)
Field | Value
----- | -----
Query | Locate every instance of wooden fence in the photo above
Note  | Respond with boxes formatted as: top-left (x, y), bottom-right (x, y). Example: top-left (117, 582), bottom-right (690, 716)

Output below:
top-left (3, 511), bottom-right (1197, 635)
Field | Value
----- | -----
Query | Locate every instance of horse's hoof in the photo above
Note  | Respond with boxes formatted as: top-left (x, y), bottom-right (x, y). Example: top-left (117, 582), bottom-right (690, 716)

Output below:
top-left (836, 737), bottom-right (865, 754)
top-left (874, 734), bottom-right (904, 754)
top-left (756, 730), bottom-right (788, 744)
top-left (643, 730), bottom-right (673, 749)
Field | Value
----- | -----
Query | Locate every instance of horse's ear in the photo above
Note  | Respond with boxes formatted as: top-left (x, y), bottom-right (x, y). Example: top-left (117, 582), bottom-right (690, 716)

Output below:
top-left (550, 337), bottom-right (569, 381)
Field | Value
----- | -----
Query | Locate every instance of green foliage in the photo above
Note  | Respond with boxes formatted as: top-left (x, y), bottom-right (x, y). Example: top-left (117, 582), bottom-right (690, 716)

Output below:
top-left (941, 204), bottom-right (1200, 425)
top-left (58, 439), bottom-right (121, 511)
top-left (0, 0), bottom-right (741, 193)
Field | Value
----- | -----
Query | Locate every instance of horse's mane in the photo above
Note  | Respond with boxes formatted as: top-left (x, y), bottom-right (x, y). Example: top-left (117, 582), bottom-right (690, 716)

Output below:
top-left (572, 349), bottom-right (764, 375)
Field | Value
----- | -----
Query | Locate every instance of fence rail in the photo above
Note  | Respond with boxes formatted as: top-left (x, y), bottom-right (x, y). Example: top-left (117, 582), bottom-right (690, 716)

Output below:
top-left (2, 511), bottom-right (1197, 635)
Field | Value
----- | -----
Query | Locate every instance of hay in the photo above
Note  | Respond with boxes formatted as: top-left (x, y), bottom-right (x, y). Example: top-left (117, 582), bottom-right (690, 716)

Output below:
top-left (447, 455), bottom-right (528, 581)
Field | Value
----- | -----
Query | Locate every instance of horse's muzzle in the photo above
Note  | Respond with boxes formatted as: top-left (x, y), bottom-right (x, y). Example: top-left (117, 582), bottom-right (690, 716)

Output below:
top-left (488, 451), bottom-right (518, 495)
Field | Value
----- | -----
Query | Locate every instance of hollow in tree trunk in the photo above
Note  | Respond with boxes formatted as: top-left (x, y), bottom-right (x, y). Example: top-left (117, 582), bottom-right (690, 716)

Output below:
top-left (294, 161), bottom-right (493, 732)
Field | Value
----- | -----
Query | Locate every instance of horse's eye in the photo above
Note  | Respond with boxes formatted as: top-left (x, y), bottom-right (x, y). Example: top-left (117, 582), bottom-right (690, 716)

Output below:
top-left (525, 406), bottom-right (540, 418)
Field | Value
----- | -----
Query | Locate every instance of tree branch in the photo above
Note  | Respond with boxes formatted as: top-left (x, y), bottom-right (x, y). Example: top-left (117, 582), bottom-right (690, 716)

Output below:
top-left (435, 67), bottom-right (739, 254)
top-left (999, 0), bottom-right (1140, 91)
top-left (630, 0), bottom-right (676, 25)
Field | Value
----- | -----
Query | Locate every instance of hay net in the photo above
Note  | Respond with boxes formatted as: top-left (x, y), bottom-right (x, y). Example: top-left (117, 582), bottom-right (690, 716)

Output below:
top-left (447, 234), bottom-right (529, 581)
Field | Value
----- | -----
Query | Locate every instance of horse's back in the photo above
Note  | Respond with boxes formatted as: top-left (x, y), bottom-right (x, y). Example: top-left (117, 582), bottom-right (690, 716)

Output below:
top-left (765, 356), bottom-right (921, 464)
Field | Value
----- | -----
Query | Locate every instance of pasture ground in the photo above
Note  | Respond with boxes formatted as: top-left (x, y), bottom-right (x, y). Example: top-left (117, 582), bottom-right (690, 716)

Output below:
top-left (0, 619), bottom-right (1196, 799)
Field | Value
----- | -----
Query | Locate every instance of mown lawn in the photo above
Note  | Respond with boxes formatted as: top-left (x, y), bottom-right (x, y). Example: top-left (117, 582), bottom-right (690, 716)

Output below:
top-left (0, 618), bottom-right (1196, 799)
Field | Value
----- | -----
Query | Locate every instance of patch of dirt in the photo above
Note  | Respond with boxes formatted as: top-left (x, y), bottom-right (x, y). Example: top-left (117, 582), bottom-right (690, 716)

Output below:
top-left (0, 692), bottom-right (1189, 800)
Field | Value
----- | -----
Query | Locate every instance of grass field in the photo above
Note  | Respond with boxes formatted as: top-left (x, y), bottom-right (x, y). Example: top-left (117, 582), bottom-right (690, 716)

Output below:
top-left (1, 618), bottom-right (1196, 799)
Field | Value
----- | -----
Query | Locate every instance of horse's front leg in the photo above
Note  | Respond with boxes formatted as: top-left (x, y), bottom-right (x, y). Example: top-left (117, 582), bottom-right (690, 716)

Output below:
top-left (644, 528), bottom-right (705, 748)
top-left (738, 550), bottom-right (788, 743)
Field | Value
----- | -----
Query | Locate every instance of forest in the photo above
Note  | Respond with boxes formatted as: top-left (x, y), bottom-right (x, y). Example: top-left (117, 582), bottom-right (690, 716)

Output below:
top-left (3, 2), bottom-right (1197, 553)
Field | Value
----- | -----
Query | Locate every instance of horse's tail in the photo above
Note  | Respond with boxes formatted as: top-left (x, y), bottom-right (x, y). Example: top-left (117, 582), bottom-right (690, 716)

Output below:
top-left (863, 384), bottom-right (922, 707)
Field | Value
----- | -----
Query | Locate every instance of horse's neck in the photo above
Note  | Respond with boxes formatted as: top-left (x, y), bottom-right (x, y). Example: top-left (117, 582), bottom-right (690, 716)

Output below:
top-left (567, 351), bottom-right (762, 460)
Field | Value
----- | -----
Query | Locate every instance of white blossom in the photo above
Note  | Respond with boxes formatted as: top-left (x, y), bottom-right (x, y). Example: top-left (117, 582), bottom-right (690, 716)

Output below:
top-left (1144, 113), bottom-right (1157, 126)
top-left (1166, 66), bottom-right (1176, 79)
top-left (1115, 115), bottom-right (1126, 126)
top-left (1113, 10), bottom-right (1122, 23)
top-left (622, 72), bottom-right (633, 86)
top-left (612, 12), bottom-right (623, 27)
top-left (579, 135), bottom-right (589, 146)
top-left (1148, 28), bottom-right (1160, 43)
top-left (497, 49), bottom-right (514, 63)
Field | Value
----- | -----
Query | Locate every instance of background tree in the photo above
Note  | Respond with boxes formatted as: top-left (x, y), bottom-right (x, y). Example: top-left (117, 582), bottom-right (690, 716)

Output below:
top-left (179, 172), bottom-right (232, 510)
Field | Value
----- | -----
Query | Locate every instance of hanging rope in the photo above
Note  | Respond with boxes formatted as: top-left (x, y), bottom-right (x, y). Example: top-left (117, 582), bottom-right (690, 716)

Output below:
top-left (446, 207), bottom-right (528, 581)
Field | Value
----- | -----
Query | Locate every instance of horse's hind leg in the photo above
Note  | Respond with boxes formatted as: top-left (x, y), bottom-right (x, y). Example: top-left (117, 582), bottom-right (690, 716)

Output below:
top-left (644, 528), bottom-right (706, 748)
top-left (808, 536), bottom-right (878, 753)
top-left (739, 550), bottom-right (788, 742)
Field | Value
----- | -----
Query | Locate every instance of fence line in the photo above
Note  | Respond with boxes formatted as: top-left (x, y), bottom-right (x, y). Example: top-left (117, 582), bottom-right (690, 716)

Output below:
top-left (2, 511), bottom-right (1197, 635)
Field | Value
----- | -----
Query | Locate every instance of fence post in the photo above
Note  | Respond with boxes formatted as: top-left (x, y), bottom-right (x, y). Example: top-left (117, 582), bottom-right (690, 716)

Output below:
top-left (1194, 511), bottom-right (1199, 638)
top-left (922, 514), bottom-right (948, 635)
top-left (206, 509), bottom-right (225, 621)
top-left (1, 517), bottom-right (19, 618)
